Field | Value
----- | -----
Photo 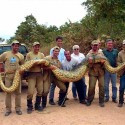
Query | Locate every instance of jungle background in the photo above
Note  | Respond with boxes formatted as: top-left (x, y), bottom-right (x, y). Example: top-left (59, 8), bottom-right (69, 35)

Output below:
top-left (1, 0), bottom-right (125, 55)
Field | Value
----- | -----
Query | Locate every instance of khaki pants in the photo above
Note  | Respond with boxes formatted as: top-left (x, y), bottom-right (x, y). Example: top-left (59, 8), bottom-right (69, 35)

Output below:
top-left (43, 70), bottom-right (66, 96)
top-left (27, 73), bottom-right (43, 100)
top-left (52, 76), bottom-right (66, 93)
top-left (88, 75), bottom-right (104, 103)
top-left (43, 70), bottom-right (51, 96)
top-left (5, 74), bottom-right (21, 112)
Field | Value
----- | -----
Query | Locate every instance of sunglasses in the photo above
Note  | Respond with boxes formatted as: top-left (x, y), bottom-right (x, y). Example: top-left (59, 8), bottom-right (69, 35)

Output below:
top-left (74, 48), bottom-right (79, 50)
top-left (93, 44), bottom-right (98, 46)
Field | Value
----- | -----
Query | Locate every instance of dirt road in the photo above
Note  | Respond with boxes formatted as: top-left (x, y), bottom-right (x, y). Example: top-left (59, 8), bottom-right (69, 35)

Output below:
top-left (0, 77), bottom-right (125, 125)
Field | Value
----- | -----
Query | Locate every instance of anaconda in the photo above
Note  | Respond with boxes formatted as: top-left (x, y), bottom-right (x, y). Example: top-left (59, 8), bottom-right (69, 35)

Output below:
top-left (0, 58), bottom-right (125, 93)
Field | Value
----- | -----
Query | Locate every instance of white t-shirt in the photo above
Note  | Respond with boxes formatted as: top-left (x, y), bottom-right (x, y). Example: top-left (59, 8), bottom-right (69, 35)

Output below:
top-left (71, 53), bottom-right (85, 64)
top-left (62, 57), bottom-right (78, 71)
top-left (98, 49), bottom-right (102, 52)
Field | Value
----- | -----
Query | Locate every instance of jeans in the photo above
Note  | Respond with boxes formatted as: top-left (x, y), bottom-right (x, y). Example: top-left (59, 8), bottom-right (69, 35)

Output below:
top-left (104, 70), bottom-right (117, 100)
top-left (65, 82), bottom-right (69, 94)
top-left (72, 77), bottom-right (87, 102)
top-left (72, 77), bottom-right (86, 99)
top-left (49, 83), bottom-right (56, 100)
top-left (119, 72), bottom-right (125, 104)
top-left (72, 83), bottom-right (77, 98)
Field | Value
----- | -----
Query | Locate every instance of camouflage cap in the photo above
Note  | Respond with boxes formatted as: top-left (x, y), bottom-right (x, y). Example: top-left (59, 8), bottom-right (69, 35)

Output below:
top-left (53, 46), bottom-right (60, 51)
top-left (33, 41), bottom-right (40, 46)
top-left (91, 40), bottom-right (99, 45)
top-left (11, 40), bottom-right (20, 46)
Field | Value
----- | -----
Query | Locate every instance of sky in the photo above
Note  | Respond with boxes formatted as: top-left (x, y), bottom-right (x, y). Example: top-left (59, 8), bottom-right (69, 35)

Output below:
top-left (0, 0), bottom-right (87, 39)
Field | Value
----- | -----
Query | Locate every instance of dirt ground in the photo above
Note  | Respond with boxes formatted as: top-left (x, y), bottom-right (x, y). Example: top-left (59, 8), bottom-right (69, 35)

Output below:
top-left (0, 76), bottom-right (125, 125)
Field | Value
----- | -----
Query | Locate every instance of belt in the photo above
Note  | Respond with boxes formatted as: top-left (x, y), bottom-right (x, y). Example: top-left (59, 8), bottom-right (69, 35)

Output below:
top-left (28, 72), bottom-right (43, 75)
top-left (5, 70), bottom-right (15, 74)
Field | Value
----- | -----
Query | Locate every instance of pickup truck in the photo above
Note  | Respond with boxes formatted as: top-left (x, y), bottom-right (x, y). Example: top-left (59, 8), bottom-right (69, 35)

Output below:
top-left (0, 43), bottom-right (29, 91)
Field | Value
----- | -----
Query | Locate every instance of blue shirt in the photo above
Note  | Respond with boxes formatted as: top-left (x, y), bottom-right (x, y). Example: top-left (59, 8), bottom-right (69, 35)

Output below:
top-left (103, 48), bottom-right (118, 67)
top-left (50, 47), bottom-right (65, 63)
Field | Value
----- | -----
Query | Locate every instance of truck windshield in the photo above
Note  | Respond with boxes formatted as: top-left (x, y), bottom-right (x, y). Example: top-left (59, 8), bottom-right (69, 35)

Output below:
top-left (0, 45), bottom-right (28, 55)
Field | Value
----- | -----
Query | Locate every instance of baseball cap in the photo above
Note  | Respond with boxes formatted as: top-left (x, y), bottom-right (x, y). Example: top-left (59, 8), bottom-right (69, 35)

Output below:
top-left (123, 40), bottom-right (125, 44)
top-left (106, 39), bottom-right (112, 43)
top-left (33, 42), bottom-right (40, 46)
top-left (11, 40), bottom-right (20, 45)
top-left (91, 40), bottom-right (99, 45)
top-left (53, 46), bottom-right (60, 51)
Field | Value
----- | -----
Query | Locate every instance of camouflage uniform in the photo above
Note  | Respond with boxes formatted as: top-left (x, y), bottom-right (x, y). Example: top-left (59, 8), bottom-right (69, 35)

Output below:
top-left (42, 54), bottom-right (66, 107)
top-left (43, 55), bottom-right (66, 95)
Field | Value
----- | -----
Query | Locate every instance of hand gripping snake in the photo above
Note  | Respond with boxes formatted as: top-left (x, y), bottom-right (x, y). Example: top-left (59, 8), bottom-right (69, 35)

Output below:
top-left (0, 57), bottom-right (125, 93)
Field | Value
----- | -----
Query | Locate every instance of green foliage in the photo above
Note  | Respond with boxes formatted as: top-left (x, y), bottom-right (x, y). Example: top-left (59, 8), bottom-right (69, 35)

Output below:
top-left (79, 0), bottom-right (125, 51)
top-left (0, 37), bottom-right (5, 42)
top-left (7, 1), bottom-right (125, 54)
top-left (10, 14), bottom-right (59, 47)
top-left (82, 0), bottom-right (125, 40)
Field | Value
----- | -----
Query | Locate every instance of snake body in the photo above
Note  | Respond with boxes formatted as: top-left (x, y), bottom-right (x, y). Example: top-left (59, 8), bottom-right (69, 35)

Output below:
top-left (0, 59), bottom-right (50, 93)
top-left (104, 61), bottom-right (125, 73)
top-left (0, 70), bottom-right (20, 93)
top-left (0, 58), bottom-right (125, 93)
top-left (52, 63), bottom-right (88, 82)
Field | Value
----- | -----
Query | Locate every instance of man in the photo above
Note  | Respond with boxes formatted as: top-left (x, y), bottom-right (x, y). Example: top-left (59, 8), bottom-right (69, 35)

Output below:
top-left (61, 50), bottom-right (78, 106)
top-left (25, 42), bottom-right (44, 114)
top-left (117, 40), bottom-right (125, 107)
top-left (49, 36), bottom-right (65, 105)
top-left (103, 39), bottom-right (118, 103)
top-left (89, 40), bottom-right (102, 53)
top-left (61, 50), bottom-right (86, 105)
top-left (43, 46), bottom-right (66, 107)
top-left (98, 40), bottom-right (103, 52)
top-left (86, 40), bottom-right (106, 107)
top-left (71, 45), bottom-right (87, 101)
top-left (0, 40), bottom-right (24, 116)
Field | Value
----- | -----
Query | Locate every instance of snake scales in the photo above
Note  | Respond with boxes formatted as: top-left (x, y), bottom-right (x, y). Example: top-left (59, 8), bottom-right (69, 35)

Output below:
top-left (0, 58), bottom-right (125, 93)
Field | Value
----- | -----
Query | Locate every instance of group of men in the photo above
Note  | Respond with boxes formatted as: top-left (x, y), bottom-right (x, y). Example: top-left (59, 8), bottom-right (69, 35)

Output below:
top-left (1, 37), bottom-right (125, 116)
top-left (86, 39), bottom-right (125, 108)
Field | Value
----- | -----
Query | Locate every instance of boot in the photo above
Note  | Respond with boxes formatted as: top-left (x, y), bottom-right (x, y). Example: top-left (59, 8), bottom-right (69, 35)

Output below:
top-left (58, 92), bottom-right (66, 107)
top-left (35, 96), bottom-right (43, 111)
top-left (118, 103), bottom-right (123, 107)
top-left (118, 90), bottom-right (124, 106)
top-left (27, 99), bottom-right (33, 114)
top-left (42, 96), bottom-right (47, 109)
top-left (49, 99), bottom-right (56, 105)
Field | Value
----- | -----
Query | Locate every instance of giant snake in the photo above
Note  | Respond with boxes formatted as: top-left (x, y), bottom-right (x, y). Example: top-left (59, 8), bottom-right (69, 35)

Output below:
top-left (0, 57), bottom-right (125, 93)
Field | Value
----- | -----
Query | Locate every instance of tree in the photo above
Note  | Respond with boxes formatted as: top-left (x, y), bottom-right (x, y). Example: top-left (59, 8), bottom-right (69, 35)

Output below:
top-left (81, 0), bottom-right (125, 40)
top-left (0, 37), bottom-right (5, 42)
top-left (11, 14), bottom-right (60, 47)
top-left (14, 14), bottom-right (41, 46)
